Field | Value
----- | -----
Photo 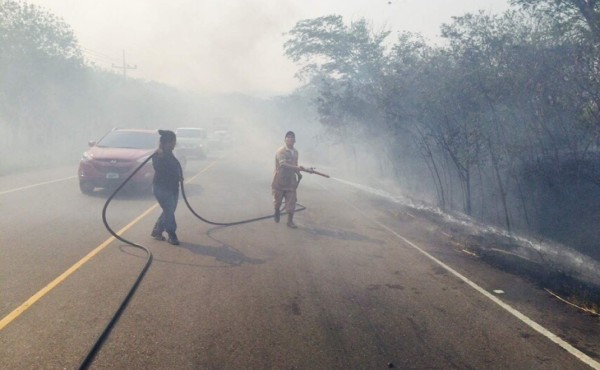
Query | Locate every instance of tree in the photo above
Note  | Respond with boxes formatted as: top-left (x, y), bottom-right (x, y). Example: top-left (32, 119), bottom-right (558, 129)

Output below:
top-left (1, 0), bottom-right (84, 145)
top-left (0, 0), bottom-right (82, 60)
top-left (284, 15), bottom-right (391, 172)
top-left (511, 0), bottom-right (600, 44)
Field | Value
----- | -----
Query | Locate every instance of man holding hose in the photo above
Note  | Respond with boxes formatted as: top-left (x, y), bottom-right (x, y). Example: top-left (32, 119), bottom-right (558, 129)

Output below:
top-left (272, 131), bottom-right (306, 229)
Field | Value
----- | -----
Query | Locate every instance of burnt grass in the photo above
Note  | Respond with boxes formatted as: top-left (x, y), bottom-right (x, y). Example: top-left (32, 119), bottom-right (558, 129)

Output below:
top-left (458, 235), bottom-right (600, 313)
top-left (392, 202), bottom-right (600, 316)
top-left (451, 228), bottom-right (600, 316)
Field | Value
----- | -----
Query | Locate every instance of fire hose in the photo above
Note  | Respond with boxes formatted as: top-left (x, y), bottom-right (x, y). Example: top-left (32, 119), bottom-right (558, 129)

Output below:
top-left (79, 153), bottom-right (328, 368)
top-left (301, 167), bottom-right (330, 178)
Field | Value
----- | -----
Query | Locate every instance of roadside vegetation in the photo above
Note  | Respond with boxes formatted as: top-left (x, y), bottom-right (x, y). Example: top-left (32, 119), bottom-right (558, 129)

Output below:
top-left (283, 0), bottom-right (600, 265)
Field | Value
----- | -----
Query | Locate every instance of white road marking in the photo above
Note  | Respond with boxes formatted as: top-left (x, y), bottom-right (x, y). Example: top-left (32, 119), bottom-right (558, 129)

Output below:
top-left (319, 183), bottom-right (600, 369)
top-left (0, 176), bottom-right (77, 195)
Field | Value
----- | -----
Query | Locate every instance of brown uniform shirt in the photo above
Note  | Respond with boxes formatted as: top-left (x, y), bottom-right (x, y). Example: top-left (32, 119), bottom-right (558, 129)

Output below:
top-left (272, 145), bottom-right (299, 191)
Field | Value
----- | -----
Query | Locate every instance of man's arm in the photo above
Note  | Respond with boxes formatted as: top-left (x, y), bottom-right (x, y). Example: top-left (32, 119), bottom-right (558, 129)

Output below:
top-left (279, 162), bottom-right (305, 171)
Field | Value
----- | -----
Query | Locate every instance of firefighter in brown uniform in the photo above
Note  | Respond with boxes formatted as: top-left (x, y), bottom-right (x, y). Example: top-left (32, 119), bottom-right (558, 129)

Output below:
top-left (272, 131), bottom-right (306, 228)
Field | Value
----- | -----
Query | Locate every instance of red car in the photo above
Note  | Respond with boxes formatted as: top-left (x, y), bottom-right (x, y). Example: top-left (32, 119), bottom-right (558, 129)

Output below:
top-left (78, 129), bottom-right (159, 194)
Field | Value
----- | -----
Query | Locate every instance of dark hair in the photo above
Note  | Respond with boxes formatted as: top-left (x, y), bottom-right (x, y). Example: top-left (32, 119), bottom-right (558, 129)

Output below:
top-left (285, 131), bottom-right (295, 138)
top-left (158, 130), bottom-right (176, 144)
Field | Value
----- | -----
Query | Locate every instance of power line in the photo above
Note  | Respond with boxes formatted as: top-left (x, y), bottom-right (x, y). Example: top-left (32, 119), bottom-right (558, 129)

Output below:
top-left (112, 50), bottom-right (137, 79)
top-left (81, 47), bottom-right (121, 63)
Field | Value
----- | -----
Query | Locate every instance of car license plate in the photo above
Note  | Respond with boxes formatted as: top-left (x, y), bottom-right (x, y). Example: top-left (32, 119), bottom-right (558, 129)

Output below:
top-left (106, 173), bottom-right (119, 179)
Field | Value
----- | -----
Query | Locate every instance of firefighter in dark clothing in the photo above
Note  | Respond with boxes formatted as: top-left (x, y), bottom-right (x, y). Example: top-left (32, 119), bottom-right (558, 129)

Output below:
top-left (151, 130), bottom-right (182, 245)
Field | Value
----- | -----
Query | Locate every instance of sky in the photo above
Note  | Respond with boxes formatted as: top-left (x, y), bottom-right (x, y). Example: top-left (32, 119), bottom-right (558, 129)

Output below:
top-left (27, 0), bottom-right (511, 96)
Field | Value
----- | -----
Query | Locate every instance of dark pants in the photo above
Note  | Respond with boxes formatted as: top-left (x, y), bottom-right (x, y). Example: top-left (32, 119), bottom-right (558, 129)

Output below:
top-left (153, 184), bottom-right (178, 234)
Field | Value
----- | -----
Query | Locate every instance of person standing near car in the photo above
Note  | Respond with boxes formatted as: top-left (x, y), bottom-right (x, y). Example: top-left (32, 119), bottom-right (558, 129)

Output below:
top-left (151, 130), bottom-right (182, 245)
top-left (272, 131), bottom-right (306, 228)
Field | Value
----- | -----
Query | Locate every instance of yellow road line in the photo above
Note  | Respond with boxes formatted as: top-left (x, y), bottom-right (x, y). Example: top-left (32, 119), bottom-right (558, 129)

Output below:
top-left (0, 204), bottom-right (159, 331)
top-left (0, 161), bottom-right (217, 331)
top-left (186, 160), bottom-right (217, 182)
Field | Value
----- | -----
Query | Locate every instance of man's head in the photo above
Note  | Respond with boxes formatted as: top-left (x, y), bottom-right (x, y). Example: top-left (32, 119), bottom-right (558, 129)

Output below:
top-left (284, 131), bottom-right (295, 148)
top-left (158, 129), bottom-right (177, 151)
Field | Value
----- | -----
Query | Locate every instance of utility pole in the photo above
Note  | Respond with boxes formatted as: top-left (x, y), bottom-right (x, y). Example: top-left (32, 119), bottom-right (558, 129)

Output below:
top-left (112, 50), bottom-right (137, 79)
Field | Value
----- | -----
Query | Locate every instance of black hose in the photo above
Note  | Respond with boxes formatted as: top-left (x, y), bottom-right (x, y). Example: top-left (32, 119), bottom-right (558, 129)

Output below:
top-left (79, 154), bottom-right (154, 369)
top-left (180, 179), bottom-right (305, 226)
top-left (81, 153), bottom-right (305, 368)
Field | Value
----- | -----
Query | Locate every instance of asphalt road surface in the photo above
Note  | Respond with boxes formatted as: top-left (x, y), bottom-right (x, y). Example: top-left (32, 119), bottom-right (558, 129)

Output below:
top-left (1, 154), bottom-right (599, 369)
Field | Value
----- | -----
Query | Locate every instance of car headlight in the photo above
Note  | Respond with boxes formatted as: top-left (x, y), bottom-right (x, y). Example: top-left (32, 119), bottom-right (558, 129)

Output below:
top-left (81, 151), bottom-right (93, 161)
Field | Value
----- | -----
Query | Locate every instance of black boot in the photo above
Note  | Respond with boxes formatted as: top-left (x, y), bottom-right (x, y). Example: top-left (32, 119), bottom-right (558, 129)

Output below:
top-left (151, 229), bottom-right (166, 241)
top-left (167, 232), bottom-right (180, 245)
top-left (274, 208), bottom-right (280, 223)
top-left (287, 213), bottom-right (297, 229)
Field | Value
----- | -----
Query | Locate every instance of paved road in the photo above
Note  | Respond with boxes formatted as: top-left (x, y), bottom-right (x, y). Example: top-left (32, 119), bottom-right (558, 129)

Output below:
top-left (1, 155), bottom-right (599, 369)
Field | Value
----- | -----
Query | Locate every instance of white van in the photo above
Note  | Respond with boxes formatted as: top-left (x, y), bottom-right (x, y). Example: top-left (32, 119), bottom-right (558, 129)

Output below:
top-left (175, 127), bottom-right (208, 159)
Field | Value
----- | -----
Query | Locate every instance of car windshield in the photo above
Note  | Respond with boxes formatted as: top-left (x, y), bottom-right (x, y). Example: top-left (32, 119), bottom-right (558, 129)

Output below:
top-left (97, 131), bottom-right (158, 149)
top-left (177, 129), bottom-right (206, 138)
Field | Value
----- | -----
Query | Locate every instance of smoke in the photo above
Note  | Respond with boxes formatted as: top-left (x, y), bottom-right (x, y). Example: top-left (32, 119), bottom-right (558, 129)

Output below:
top-left (24, 0), bottom-right (511, 95)
top-left (24, 0), bottom-right (304, 95)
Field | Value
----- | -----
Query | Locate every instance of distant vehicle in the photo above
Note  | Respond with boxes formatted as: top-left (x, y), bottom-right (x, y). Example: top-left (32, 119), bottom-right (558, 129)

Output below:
top-left (175, 127), bottom-right (208, 159)
top-left (78, 128), bottom-right (159, 194)
top-left (208, 129), bottom-right (233, 150)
